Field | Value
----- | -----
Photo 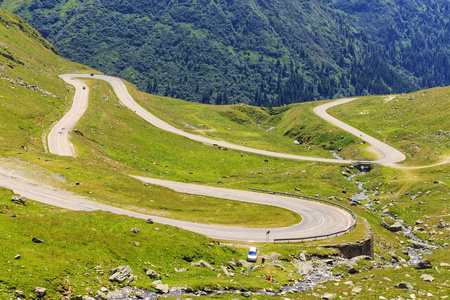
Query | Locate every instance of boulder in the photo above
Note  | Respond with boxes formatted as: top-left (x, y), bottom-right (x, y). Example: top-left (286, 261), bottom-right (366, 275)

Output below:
top-left (32, 237), bottom-right (44, 243)
top-left (322, 293), bottom-right (336, 300)
top-left (415, 259), bottom-right (432, 269)
top-left (34, 287), bottom-right (46, 297)
top-left (395, 281), bottom-right (414, 290)
top-left (11, 196), bottom-right (26, 205)
top-left (14, 290), bottom-right (24, 297)
top-left (191, 260), bottom-right (215, 271)
top-left (345, 263), bottom-right (358, 274)
top-left (130, 227), bottom-right (140, 233)
top-left (408, 240), bottom-right (428, 249)
top-left (299, 252), bottom-right (307, 261)
top-left (145, 268), bottom-right (160, 279)
top-left (154, 283), bottom-right (169, 293)
top-left (420, 274), bottom-right (434, 282)
top-left (388, 221), bottom-right (404, 232)
top-left (437, 219), bottom-right (448, 228)
top-left (242, 291), bottom-right (252, 297)
top-left (221, 265), bottom-right (230, 277)
top-left (146, 218), bottom-right (154, 224)
top-left (95, 290), bottom-right (107, 300)
top-left (109, 265), bottom-right (133, 283)
top-left (14, 254), bottom-right (21, 259)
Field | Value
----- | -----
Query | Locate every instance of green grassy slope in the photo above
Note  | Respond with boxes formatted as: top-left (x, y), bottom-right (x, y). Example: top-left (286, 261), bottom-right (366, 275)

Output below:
top-left (127, 87), bottom-right (368, 161)
top-left (0, 8), bottom-right (93, 152)
top-left (0, 8), bottom-right (449, 299)
top-left (328, 88), bottom-right (450, 166)
top-left (0, 8), bottom-right (301, 228)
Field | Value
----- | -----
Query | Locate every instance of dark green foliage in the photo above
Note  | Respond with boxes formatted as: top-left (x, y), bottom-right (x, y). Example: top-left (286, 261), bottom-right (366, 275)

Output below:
top-left (5, 0), bottom-right (449, 106)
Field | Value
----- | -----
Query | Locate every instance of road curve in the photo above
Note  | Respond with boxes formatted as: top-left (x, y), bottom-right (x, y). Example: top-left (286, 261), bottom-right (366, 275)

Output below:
top-left (313, 99), bottom-right (406, 165)
top-left (52, 74), bottom-right (354, 163)
top-left (48, 76), bottom-right (90, 156)
top-left (0, 169), bottom-right (354, 242)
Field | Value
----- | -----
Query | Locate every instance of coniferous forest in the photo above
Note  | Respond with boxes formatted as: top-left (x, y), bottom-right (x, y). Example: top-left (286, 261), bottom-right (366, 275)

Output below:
top-left (3, 0), bottom-right (449, 106)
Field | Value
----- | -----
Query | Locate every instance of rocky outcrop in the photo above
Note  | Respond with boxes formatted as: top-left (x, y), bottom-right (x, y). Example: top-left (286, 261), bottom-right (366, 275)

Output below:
top-left (323, 217), bottom-right (373, 259)
top-left (34, 287), bottom-right (46, 297)
top-left (381, 220), bottom-right (403, 232)
top-left (109, 265), bottom-right (133, 283)
top-left (395, 281), bottom-right (414, 290)
top-left (0, 75), bottom-right (60, 98)
top-left (415, 259), bottom-right (432, 269)
top-left (191, 260), bottom-right (215, 271)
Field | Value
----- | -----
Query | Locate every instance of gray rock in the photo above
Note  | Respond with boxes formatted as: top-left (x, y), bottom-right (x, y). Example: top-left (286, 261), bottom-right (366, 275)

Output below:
top-left (420, 274), bottom-right (434, 282)
top-left (221, 265), bottom-right (230, 277)
top-left (322, 293), bottom-right (336, 299)
top-left (345, 264), bottom-right (358, 274)
top-left (191, 260), bottom-right (215, 271)
top-left (146, 218), bottom-right (154, 224)
top-left (109, 265), bottom-right (133, 283)
top-left (32, 237), bottom-right (44, 243)
top-left (241, 291), bottom-right (252, 297)
top-left (437, 219), bottom-right (448, 228)
top-left (130, 227), bottom-right (140, 233)
top-left (299, 253), bottom-right (307, 261)
top-left (237, 259), bottom-right (252, 269)
top-left (34, 287), bottom-right (46, 297)
top-left (14, 254), bottom-right (21, 259)
top-left (154, 283), bottom-right (169, 293)
top-left (145, 268), bottom-right (160, 279)
top-left (96, 290), bottom-right (108, 300)
top-left (11, 196), bottom-right (26, 205)
top-left (395, 281), bottom-right (414, 290)
top-left (14, 290), bottom-right (24, 297)
top-left (135, 290), bottom-right (145, 299)
top-left (388, 221), bottom-right (404, 232)
top-left (415, 259), bottom-right (432, 269)
top-left (408, 239), bottom-right (429, 249)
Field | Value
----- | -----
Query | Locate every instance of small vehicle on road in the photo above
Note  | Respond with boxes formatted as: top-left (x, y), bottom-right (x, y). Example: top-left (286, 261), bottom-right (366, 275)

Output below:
top-left (247, 247), bottom-right (257, 262)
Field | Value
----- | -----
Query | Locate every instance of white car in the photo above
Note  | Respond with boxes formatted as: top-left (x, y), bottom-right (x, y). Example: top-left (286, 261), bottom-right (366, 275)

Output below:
top-left (247, 247), bottom-right (257, 262)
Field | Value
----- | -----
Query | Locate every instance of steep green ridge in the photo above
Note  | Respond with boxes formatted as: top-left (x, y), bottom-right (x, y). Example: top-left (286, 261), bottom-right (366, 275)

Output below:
top-left (0, 8), bottom-right (301, 227)
top-left (0, 7), bottom-right (92, 152)
top-left (0, 9), bottom-right (450, 299)
top-left (3, 0), bottom-right (449, 106)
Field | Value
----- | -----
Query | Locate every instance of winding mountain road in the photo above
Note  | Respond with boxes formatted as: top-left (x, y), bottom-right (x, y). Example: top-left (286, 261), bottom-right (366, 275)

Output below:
top-left (0, 169), bottom-right (353, 242)
top-left (3, 73), bottom-right (408, 242)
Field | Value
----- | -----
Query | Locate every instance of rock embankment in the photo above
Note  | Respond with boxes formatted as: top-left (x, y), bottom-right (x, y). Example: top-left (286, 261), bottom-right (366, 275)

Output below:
top-left (324, 217), bottom-right (374, 259)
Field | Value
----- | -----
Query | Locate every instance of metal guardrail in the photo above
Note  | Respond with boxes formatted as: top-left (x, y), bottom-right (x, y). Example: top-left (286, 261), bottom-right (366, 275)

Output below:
top-left (248, 188), bottom-right (358, 243)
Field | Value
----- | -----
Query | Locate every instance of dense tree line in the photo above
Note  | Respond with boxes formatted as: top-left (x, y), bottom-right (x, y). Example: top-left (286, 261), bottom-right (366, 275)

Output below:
top-left (6, 0), bottom-right (448, 107)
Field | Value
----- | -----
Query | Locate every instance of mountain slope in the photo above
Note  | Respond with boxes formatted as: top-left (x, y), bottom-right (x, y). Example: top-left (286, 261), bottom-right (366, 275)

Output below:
top-left (4, 0), bottom-right (448, 106)
top-left (0, 7), bottom-right (93, 152)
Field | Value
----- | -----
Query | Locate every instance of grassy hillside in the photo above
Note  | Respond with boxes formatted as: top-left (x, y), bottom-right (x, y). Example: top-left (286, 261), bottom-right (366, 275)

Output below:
top-left (0, 8), bottom-right (449, 299)
top-left (127, 88), bottom-right (370, 161)
top-left (0, 7), bottom-right (93, 152)
top-left (328, 88), bottom-right (450, 166)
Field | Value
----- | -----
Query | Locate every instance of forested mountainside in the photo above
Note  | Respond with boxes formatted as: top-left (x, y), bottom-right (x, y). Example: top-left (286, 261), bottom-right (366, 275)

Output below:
top-left (2, 0), bottom-right (449, 106)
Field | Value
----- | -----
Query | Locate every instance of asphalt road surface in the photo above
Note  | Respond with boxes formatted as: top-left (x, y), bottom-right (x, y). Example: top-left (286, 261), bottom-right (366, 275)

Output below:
top-left (47, 75), bottom-right (89, 156)
top-left (313, 98), bottom-right (406, 165)
top-left (4, 73), bottom-right (407, 242)
top-left (0, 167), bottom-right (354, 242)
top-left (52, 74), bottom-right (406, 165)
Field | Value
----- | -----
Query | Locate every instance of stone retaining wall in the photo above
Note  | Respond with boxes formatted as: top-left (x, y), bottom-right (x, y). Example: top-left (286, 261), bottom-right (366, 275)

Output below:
top-left (324, 217), bottom-right (373, 259)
